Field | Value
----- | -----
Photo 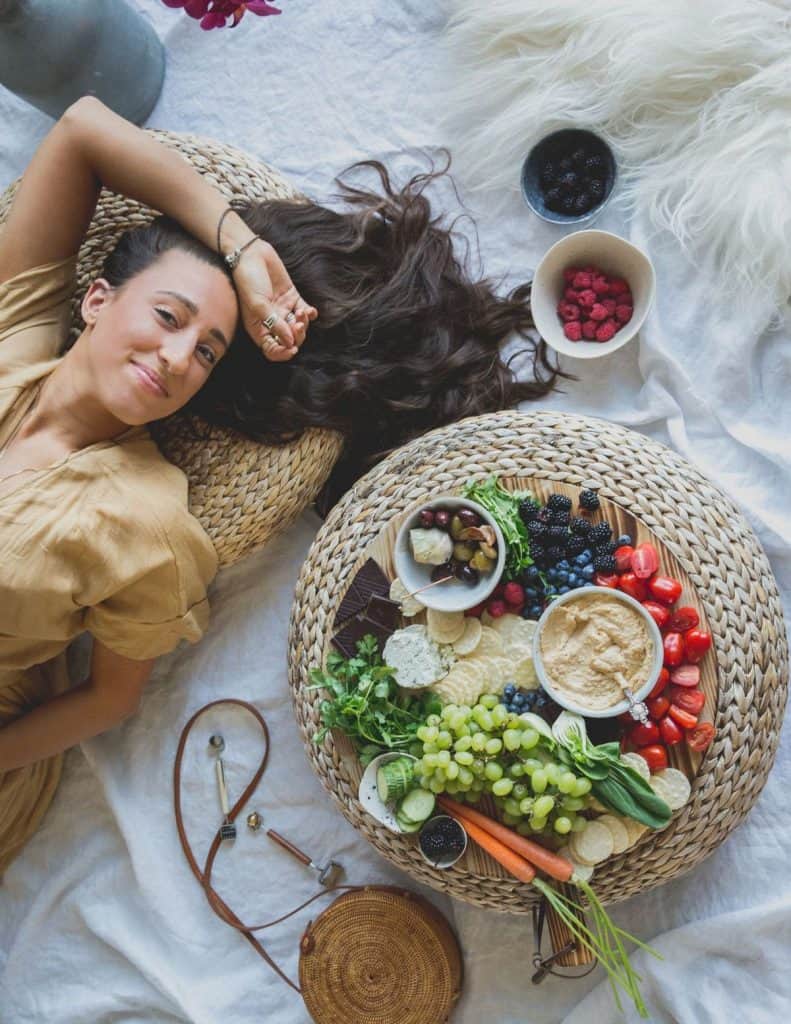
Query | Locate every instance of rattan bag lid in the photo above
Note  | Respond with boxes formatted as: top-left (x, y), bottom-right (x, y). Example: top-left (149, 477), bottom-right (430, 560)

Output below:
top-left (299, 887), bottom-right (463, 1024)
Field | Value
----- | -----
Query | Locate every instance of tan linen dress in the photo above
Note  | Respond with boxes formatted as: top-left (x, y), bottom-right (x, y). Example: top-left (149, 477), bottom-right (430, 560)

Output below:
top-left (0, 259), bottom-right (219, 875)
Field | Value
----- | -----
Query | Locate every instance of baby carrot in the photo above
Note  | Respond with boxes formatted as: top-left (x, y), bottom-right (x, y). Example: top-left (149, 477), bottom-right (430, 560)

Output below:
top-left (438, 795), bottom-right (573, 883)
top-left (456, 814), bottom-right (536, 884)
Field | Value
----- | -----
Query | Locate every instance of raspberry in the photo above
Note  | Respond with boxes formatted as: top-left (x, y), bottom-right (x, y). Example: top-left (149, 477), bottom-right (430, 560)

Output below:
top-left (615, 304), bottom-right (633, 324)
top-left (577, 288), bottom-right (597, 310)
top-left (572, 271), bottom-right (593, 289)
top-left (591, 275), bottom-right (610, 295)
top-left (595, 320), bottom-right (617, 342)
top-left (487, 599), bottom-right (507, 618)
top-left (603, 298), bottom-right (617, 314)
top-left (582, 319), bottom-right (597, 340)
top-left (564, 287), bottom-right (582, 302)
top-left (564, 321), bottom-right (583, 341)
top-left (609, 277), bottom-right (629, 295)
top-left (563, 267), bottom-right (578, 284)
top-left (558, 301), bottom-right (580, 322)
top-left (590, 303), bottom-right (608, 322)
top-left (503, 582), bottom-right (525, 606)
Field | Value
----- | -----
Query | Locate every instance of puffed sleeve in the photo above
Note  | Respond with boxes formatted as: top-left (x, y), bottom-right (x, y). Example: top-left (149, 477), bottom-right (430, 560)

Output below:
top-left (0, 258), bottom-right (78, 369)
top-left (81, 500), bottom-right (219, 661)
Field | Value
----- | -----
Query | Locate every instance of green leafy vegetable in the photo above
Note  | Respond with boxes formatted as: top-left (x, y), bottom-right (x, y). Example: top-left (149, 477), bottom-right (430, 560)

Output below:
top-left (463, 477), bottom-right (537, 577)
top-left (309, 635), bottom-right (442, 765)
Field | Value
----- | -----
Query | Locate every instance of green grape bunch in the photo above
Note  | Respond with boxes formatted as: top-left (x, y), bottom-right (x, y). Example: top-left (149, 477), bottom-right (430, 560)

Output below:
top-left (412, 694), bottom-right (593, 841)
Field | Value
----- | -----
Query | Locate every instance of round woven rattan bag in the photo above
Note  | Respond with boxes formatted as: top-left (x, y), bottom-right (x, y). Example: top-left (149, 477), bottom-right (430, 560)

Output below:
top-left (288, 410), bottom-right (789, 909)
top-left (299, 887), bottom-right (462, 1024)
top-left (0, 131), bottom-right (343, 568)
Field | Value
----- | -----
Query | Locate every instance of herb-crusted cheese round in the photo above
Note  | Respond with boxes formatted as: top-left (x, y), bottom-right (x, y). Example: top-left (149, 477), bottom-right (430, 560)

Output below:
top-left (383, 625), bottom-right (448, 689)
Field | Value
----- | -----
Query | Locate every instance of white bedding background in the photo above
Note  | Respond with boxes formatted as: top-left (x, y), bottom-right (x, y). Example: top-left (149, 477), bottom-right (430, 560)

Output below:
top-left (1, 2), bottom-right (790, 1022)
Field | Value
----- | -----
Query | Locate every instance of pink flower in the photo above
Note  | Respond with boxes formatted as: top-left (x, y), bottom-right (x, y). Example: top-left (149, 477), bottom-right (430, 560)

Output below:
top-left (161, 0), bottom-right (281, 29)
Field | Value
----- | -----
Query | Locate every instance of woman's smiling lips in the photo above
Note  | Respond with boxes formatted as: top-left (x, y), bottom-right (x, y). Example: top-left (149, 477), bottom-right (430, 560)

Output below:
top-left (130, 361), bottom-right (170, 398)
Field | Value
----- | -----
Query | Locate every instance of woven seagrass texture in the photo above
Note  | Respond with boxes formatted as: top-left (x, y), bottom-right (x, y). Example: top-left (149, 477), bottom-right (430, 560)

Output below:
top-left (0, 131), bottom-right (343, 567)
top-left (288, 410), bottom-right (789, 910)
top-left (299, 887), bottom-right (462, 1024)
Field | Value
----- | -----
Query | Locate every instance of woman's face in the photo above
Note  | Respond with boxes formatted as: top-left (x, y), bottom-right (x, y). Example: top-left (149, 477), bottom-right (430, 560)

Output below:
top-left (81, 248), bottom-right (239, 425)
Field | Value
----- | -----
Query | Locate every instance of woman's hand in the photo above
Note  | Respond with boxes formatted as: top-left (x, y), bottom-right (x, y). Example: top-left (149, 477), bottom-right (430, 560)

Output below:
top-left (232, 239), bottom-right (318, 361)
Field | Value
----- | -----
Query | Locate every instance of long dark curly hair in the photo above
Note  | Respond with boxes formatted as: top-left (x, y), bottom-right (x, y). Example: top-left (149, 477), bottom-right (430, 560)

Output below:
top-left (183, 156), bottom-right (565, 509)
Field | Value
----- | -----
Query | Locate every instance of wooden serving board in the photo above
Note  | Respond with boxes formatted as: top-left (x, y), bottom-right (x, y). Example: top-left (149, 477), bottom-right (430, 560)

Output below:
top-left (325, 478), bottom-right (716, 887)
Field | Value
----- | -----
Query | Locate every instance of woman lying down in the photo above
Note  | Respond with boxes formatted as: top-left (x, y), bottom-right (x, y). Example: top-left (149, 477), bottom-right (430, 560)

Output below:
top-left (0, 97), bottom-right (561, 876)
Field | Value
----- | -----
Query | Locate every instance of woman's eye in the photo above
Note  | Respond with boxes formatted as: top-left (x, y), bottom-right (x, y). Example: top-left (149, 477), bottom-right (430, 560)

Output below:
top-left (197, 345), bottom-right (217, 366)
top-left (156, 307), bottom-right (177, 326)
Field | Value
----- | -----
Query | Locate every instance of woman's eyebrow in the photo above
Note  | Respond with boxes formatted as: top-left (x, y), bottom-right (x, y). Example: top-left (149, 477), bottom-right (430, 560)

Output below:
top-left (154, 289), bottom-right (229, 349)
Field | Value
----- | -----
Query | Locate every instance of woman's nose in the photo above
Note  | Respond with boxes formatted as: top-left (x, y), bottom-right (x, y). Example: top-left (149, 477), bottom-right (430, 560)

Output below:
top-left (158, 331), bottom-right (194, 375)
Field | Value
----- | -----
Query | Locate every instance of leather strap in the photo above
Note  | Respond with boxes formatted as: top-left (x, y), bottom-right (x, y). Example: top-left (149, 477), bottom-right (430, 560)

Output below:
top-left (172, 697), bottom-right (357, 993)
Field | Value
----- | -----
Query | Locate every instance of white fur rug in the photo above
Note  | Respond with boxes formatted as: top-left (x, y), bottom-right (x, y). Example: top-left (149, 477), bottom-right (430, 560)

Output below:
top-left (442, 0), bottom-right (791, 310)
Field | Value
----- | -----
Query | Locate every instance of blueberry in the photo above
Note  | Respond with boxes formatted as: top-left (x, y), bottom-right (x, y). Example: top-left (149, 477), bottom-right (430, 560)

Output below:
top-left (557, 560), bottom-right (570, 570)
top-left (556, 570), bottom-right (569, 582)
top-left (558, 585), bottom-right (570, 594)
top-left (574, 553), bottom-right (588, 567)
top-left (524, 691), bottom-right (538, 708)
top-left (525, 565), bottom-right (540, 580)
top-left (534, 693), bottom-right (547, 709)
top-left (504, 683), bottom-right (516, 699)
top-left (582, 548), bottom-right (593, 561)
top-left (529, 604), bottom-right (543, 619)
top-left (513, 693), bottom-right (526, 707)
top-left (616, 534), bottom-right (632, 547)
top-left (582, 564), bottom-right (595, 580)
top-left (567, 573), bottom-right (579, 586)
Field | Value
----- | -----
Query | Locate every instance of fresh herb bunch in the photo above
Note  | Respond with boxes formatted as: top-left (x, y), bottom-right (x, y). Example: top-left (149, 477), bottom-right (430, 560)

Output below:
top-left (309, 635), bottom-right (442, 765)
top-left (463, 477), bottom-right (536, 578)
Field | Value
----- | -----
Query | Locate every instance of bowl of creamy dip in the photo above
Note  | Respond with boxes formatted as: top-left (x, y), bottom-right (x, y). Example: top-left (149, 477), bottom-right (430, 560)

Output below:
top-left (532, 586), bottom-right (663, 718)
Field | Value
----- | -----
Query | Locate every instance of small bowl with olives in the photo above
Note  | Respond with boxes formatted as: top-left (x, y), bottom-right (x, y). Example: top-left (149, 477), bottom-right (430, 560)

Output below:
top-left (393, 495), bottom-right (505, 613)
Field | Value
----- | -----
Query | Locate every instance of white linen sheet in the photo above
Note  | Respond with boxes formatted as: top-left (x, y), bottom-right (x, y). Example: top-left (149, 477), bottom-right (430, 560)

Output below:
top-left (1, 2), bottom-right (789, 1022)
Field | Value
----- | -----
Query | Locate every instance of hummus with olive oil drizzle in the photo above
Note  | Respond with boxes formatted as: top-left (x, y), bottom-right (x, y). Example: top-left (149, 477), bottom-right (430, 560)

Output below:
top-left (540, 592), bottom-right (654, 710)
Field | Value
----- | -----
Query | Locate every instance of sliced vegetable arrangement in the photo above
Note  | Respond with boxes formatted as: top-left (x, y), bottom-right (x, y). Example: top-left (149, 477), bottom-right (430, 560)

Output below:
top-left (311, 480), bottom-right (717, 1019)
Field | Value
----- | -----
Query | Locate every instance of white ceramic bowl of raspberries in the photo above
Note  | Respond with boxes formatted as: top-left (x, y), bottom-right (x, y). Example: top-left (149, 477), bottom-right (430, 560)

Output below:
top-left (531, 230), bottom-right (656, 360)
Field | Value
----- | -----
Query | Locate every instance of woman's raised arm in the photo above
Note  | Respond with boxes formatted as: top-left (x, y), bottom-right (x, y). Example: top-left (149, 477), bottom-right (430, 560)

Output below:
top-left (0, 97), bottom-right (315, 354)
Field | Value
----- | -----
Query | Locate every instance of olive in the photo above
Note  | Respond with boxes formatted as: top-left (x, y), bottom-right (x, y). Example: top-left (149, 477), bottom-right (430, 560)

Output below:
top-left (457, 508), bottom-right (482, 528)
top-left (452, 542), bottom-right (476, 562)
top-left (459, 564), bottom-right (480, 586)
top-left (469, 550), bottom-right (495, 573)
top-left (418, 508), bottom-right (435, 528)
top-left (433, 509), bottom-right (451, 530)
top-left (431, 561), bottom-right (455, 583)
top-left (449, 515), bottom-right (465, 540)
top-left (480, 542), bottom-right (498, 560)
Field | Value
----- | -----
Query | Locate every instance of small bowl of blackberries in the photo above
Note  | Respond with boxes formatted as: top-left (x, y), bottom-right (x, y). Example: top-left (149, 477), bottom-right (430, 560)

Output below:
top-left (521, 128), bottom-right (616, 225)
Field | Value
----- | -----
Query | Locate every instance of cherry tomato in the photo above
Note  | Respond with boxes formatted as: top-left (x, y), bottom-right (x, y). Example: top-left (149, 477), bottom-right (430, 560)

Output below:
top-left (647, 668), bottom-right (670, 700)
top-left (684, 629), bottom-right (712, 663)
top-left (670, 664), bottom-right (700, 687)
top-left (618, 571), bottom-right (649, 602)
top-left (594, 572), bottom-right (619, 589)
top-left (668, 704), bottom-right (698, 729)
top-left (642, 600), bottom-right (671, 630)
top-left (618, 711), bottom-right (635, 726)
top-left (687, 722), bottom-right (715, 752)
top-left (659, 715), bottom-right (684, 746)
top-left (631, 542), bottom-right (659, 579)
top-left (620, 733), bottom-right (635, 755)
top-left (631, 721), bottom-right (661, 746)
top-left (640, 744), bottom-right (669, 772)
top-left (648, 575), bottom-right (683, 605)
top-left (614, 545), bottom-right (634, 572)
top-left (663, 632), bottom-right (685, 667)
top-left (646, 695), bottom-right (670, 720)
top-left (669, 687), bottom-right (705, 715)
top-left (669, 606), bottom-right (699, 632)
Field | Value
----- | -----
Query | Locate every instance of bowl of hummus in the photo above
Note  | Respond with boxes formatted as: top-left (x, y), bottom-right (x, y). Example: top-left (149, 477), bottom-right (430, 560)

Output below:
top-left (532, 586), bottom-right (663, 718)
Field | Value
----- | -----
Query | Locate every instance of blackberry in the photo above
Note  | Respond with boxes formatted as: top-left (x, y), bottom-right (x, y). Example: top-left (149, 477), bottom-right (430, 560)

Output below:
top-left (574, 193), bottom-right (592, 215)
top-left (579, 489), bottom-right (600, 511)
top-left (547, 493), bottom-right (573, 513)
top-left (589, 178), bottom-right (605, 200)
top-left (589, 522), bottom-right (612, 544)
top-left (540, 161), bottom-right (558, 186)
top-left (571, 147), bottom-right (587, 168)
top-left (528, 520), bottom-right (548, 539)
top-left (548, 509), bottom-right (570, 526)
top-left (585, 154), bottom-right (605, 175)
top-left (549, 524), bottom-right (569, 540)
top-left (561, 194), bottom-right (576, 214)
top-left (529, 541), bottom-right (546, 562)
top-left (594, 540), bottom-right (617, 556)
top-left (569, 516), bottom-right (591, 535)
top-left (537, 507), bottom-right (553, 524)
top-left (558, 156), bottom-right (574, 172)
top-left (566, 534), bottom-right (588, 556)
top-left (593, 554), bottom-right (617, 574)
top-left (518, 498), bottom-right (540, 523)
top-left (545, 187), bottom-right (564, 212)
top-left (546, 545), bottom-right (565, 564)
top-left (558, 171), bottom-right (579, 192)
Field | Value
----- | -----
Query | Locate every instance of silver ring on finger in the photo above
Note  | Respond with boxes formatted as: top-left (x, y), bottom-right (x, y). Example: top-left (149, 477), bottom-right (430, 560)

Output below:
top-left (262, 333), bottom-right (278, 351)
top-left (262, 312), bottom-right (278, 330)
top-left (285, 311), bottom-right (296, 324)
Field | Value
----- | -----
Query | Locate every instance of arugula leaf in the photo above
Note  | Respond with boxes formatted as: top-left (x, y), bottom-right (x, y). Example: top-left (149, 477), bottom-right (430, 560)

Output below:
top-left (463, 477), bottom-right (538, 578)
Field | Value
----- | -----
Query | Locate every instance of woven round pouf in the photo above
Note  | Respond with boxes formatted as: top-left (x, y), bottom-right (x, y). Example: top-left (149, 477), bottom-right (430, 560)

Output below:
top-left (0, 132), bottom-right (343, 568)
top-left (299, 887), bottom-right (462, 1024)
top-left (288, 410), bottom-right (789, 910)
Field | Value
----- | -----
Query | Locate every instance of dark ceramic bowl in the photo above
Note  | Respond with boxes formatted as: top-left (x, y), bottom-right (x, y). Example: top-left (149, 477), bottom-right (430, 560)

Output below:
top-left (521, 128), bottom-right (617, 225)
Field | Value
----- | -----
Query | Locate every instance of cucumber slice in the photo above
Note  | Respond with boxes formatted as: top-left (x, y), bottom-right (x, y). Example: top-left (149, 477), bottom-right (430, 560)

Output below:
top-left (377, 757), bottom-right (414, 803)
top-left (395, 813), bottom-right (422, 834)
top-left (397, 788), bottom-right (435, 825)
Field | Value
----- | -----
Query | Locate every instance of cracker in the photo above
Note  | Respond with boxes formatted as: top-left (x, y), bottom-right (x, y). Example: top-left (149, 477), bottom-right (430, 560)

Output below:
top-left (507, 654), bottom-right (539, 691)
top-left (596, 814), bottom-right (630, 856)
top-left (619, 752), bottom-right (651, 782)
top-left (557, 846), bottom-right (594, 883)
top-left (649, 768), bottom-right (691, 811)
top-left (471, 655), bottom-right (509, 692)
top-left (622, 817), bottom-right (649, 847)
top-left (426, 609), bottom-right (466, 644)
top-left (389, 577), bottom-right (424, 617)
top-left (431, 664), bottom-right (485, 706)
top-left (473, 626), bottom-right (505, 659)
top-left (452, 617), bottom-right (482, 656)
top-left (569, 820), bottom-right (614, 866)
